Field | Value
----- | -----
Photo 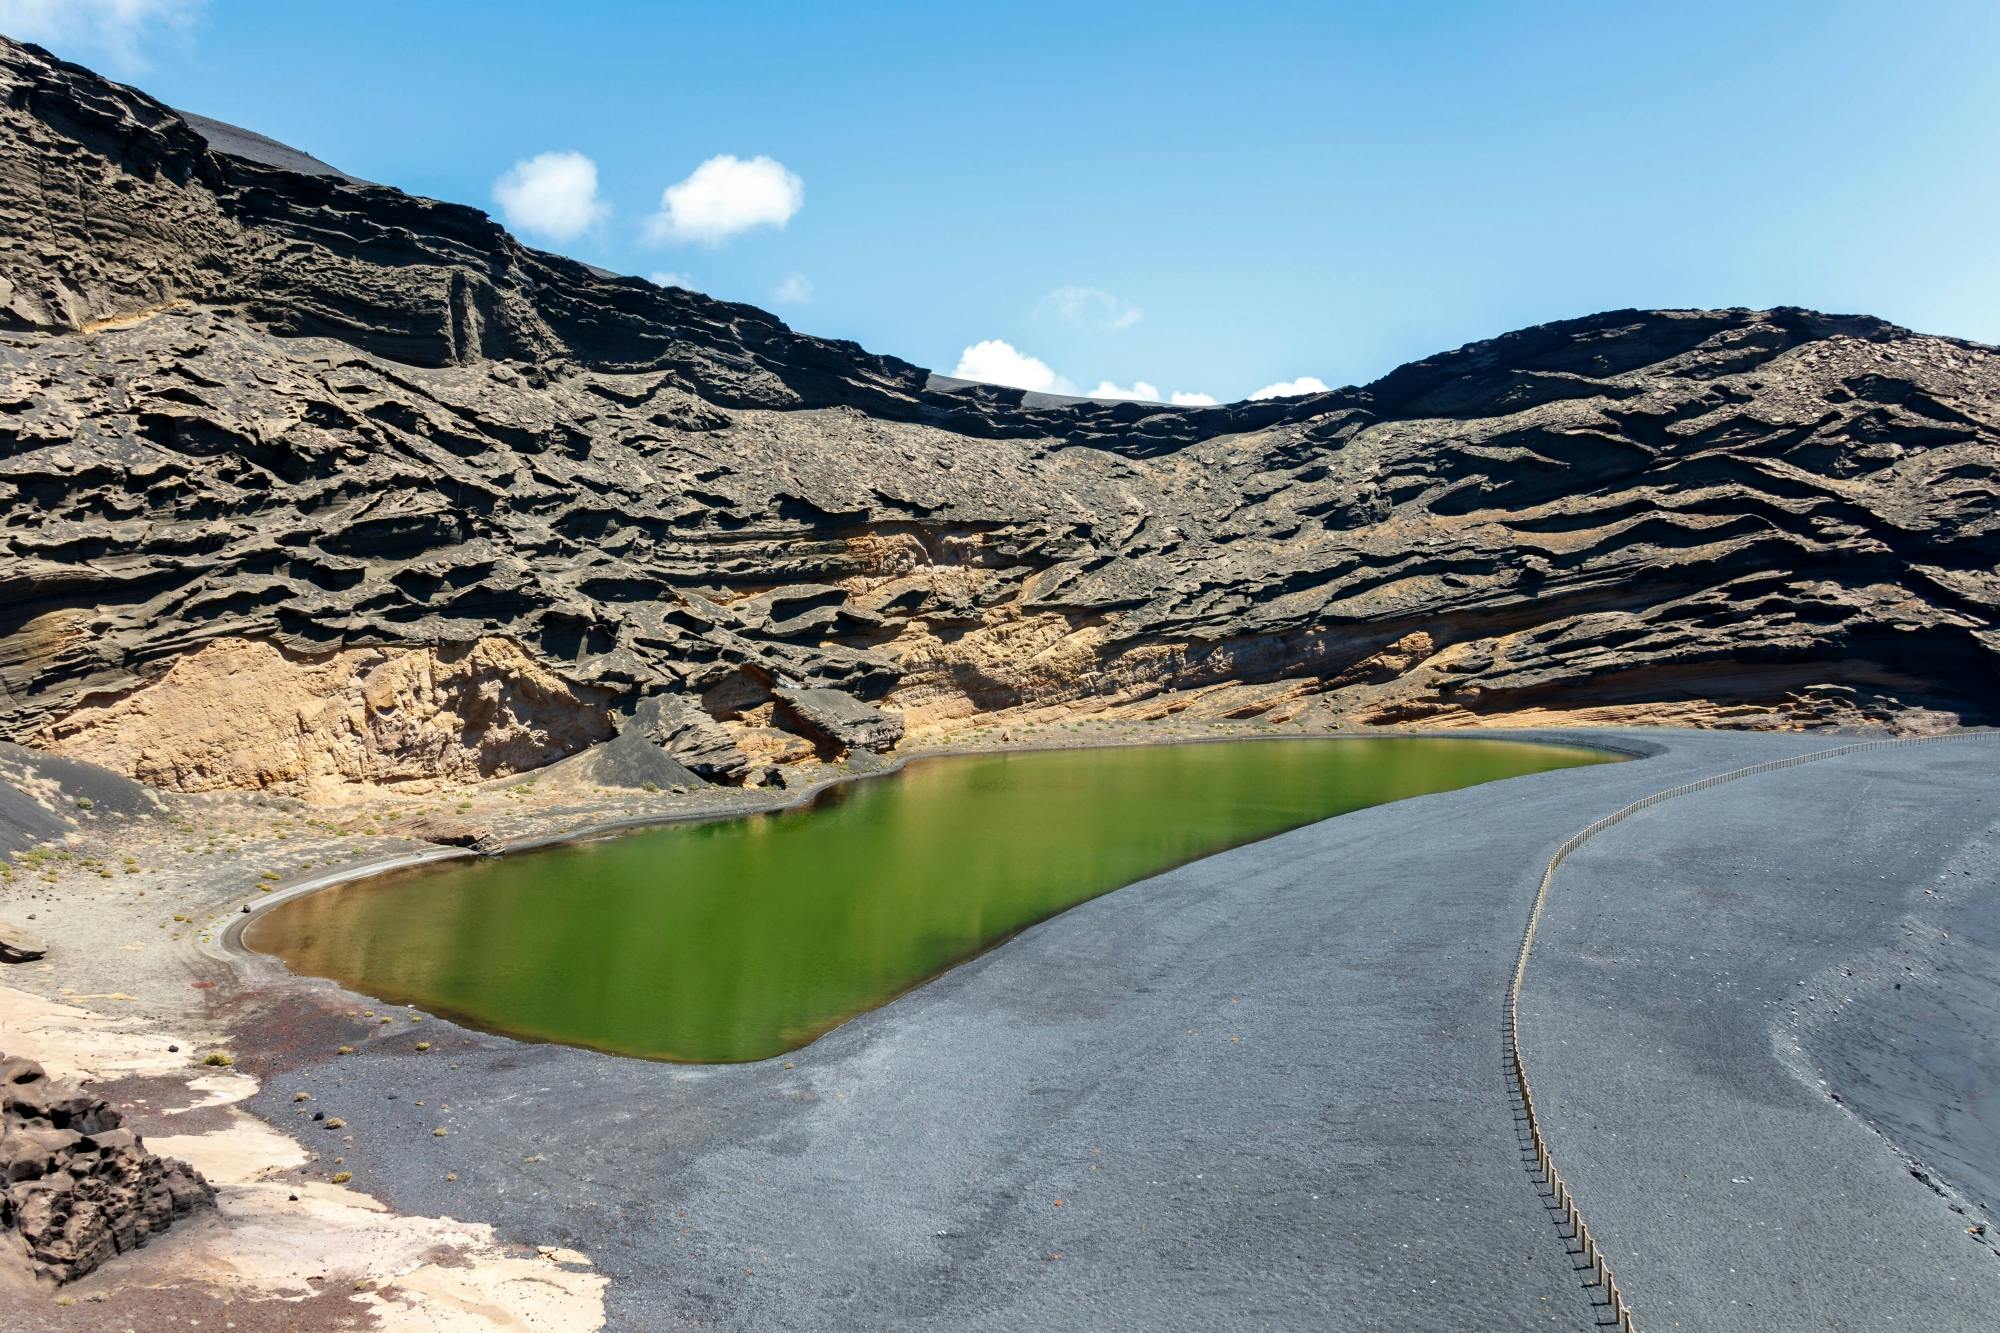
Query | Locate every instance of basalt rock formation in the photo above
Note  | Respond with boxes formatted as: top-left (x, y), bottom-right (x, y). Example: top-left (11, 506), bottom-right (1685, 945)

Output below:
top-left (1, 36), bottom-right (1996, 797)
top-left (0, 1053), bottom-right (214, 1284)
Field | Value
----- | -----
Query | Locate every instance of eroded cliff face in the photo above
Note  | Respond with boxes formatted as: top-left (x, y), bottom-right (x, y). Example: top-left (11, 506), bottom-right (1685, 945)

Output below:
top-left (1, 37), bottom-right (1996, 795)
top-left (30, 637), bottom-right (611, 799)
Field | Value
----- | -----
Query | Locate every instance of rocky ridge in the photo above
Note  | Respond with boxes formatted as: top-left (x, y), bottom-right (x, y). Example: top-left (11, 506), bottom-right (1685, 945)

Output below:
top-left (1, 36), bottom-right (1996, 797)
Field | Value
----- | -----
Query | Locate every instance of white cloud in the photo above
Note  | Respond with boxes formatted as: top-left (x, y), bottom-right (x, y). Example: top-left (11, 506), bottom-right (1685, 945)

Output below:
top-left (772, 273), bottom-right (813, 304)
top-left (1090, 382), bottom-right (1220, 407)
top-left (1040, 285), bottom-right (1143, 332)
top-left (1249, 376), bottom-right (1331, 400)
top-left (954, 340), bottom-right (1216, 405)
top-left (1088, 380), bottom-right (1162, 402)
top-left (650, 271), bottom-right (696, 290)
top-left (953, 340), bottom-right (1073, 395)
top-left (0, 0), bottom-right (202, 70)
top-left (647, 154), bottom-right (803, 245)
top-left (492, 151), bottom-right (609, 241)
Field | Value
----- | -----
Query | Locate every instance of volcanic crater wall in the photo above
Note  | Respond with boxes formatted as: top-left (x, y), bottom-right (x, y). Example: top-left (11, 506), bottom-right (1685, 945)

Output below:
top-left (1, 36), bottom-right (1996, 796)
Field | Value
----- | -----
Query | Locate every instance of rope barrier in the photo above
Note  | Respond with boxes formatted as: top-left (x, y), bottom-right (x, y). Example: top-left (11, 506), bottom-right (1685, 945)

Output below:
top-left (1505, 729), bottom-right (1995, 1332)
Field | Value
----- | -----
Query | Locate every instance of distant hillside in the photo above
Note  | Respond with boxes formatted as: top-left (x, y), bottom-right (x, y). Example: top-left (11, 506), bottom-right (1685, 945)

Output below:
top-left (1, 35), bottom-right (1995, 797)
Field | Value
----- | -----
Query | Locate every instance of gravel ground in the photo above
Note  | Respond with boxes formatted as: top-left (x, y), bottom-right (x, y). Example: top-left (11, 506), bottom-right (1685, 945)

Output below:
top-left (211, 726), bottom-right (1998, 1333)
top-left (14, 726), bottom-right (1994, 1331)
top-left (1524, 734), bottom-right (2000, 1332)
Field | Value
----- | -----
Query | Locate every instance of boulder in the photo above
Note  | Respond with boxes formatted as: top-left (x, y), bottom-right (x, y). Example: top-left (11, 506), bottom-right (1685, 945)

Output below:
top-left (403, 816), bottom-right (497, 850)
top-left (774, 688), bottom-right (905, 756)
top-left (0, 920), bottom-right (45, 964)
top-left (0, 1053), bottom-right (213, 1283)
top-left (623, 694), bottom-right (748, 783)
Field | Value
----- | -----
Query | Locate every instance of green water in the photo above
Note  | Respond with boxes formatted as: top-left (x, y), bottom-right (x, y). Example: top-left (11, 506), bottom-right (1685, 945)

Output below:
top-left (247, 737), bottom-right (1614, 1062)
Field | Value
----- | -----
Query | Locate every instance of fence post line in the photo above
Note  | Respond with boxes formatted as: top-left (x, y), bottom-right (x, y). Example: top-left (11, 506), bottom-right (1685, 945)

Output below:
top-left (1503, 728), bottom-right (1995, 1333)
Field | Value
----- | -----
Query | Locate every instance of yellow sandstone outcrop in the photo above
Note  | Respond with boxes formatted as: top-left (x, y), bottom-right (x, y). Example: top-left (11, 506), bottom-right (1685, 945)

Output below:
top-left (33, 637), bottom-right (611, 800)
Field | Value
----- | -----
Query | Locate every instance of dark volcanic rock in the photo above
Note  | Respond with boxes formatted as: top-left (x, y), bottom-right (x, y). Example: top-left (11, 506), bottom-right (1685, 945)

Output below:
top-left (562, 718), bottom-right (704, 793)
top-left (0, 36), bottom-right (1995, 797)
top-left (402, 816), bottom-right (497, 850)
top-left (0, 1053), bottom-right (213, 1283)
top-left (775, 687), bottom-right (905, 755)
top-left (0, 919), bottom-right (45, 962)
top-left (625, 694), bottom-right (750, 782)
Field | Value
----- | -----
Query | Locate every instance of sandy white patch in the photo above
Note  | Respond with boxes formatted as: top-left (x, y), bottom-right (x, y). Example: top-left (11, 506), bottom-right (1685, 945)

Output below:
top-left (358, 1250), bottom-right (611, 1331)
top-left (161, 1070), bottom-right (252, 1115)
top-left (148, 1105), bottom-right (304, 1183)
top-left (164, 1177), bottom-right (609, 1326)
top-left (0, 984), bottom-right (608, 1329)
top-left (0, 983), bottom-right (192, 1082)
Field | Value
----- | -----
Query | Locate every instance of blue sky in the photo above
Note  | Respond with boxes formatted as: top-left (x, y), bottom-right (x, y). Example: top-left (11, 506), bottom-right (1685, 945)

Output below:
top-left (10, 0), bottom-right (1999, 402)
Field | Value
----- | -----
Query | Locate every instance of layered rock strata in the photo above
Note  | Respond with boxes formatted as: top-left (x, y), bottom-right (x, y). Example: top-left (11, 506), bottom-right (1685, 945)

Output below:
top-left (0, 36), bottom-right (1995, 795)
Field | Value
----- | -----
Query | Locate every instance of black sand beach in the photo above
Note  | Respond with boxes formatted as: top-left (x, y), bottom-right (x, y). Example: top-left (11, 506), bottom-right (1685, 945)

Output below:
top-left (220, 730), bottom-right (1998, 1331)
top-left (1527, 735), bottom-right (1999, 1331)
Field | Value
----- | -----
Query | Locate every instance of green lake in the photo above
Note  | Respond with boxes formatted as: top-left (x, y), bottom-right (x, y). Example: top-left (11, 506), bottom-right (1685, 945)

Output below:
top-left (246, 737), bottom-right (1615, 1062)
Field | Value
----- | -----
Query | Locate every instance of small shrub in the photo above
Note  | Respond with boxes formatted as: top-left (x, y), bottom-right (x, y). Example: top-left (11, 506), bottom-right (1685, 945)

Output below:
top-left (330, 1170), bottom-right (352, 1184)
top-left (202, 1051), bottom-right (234, 1067)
